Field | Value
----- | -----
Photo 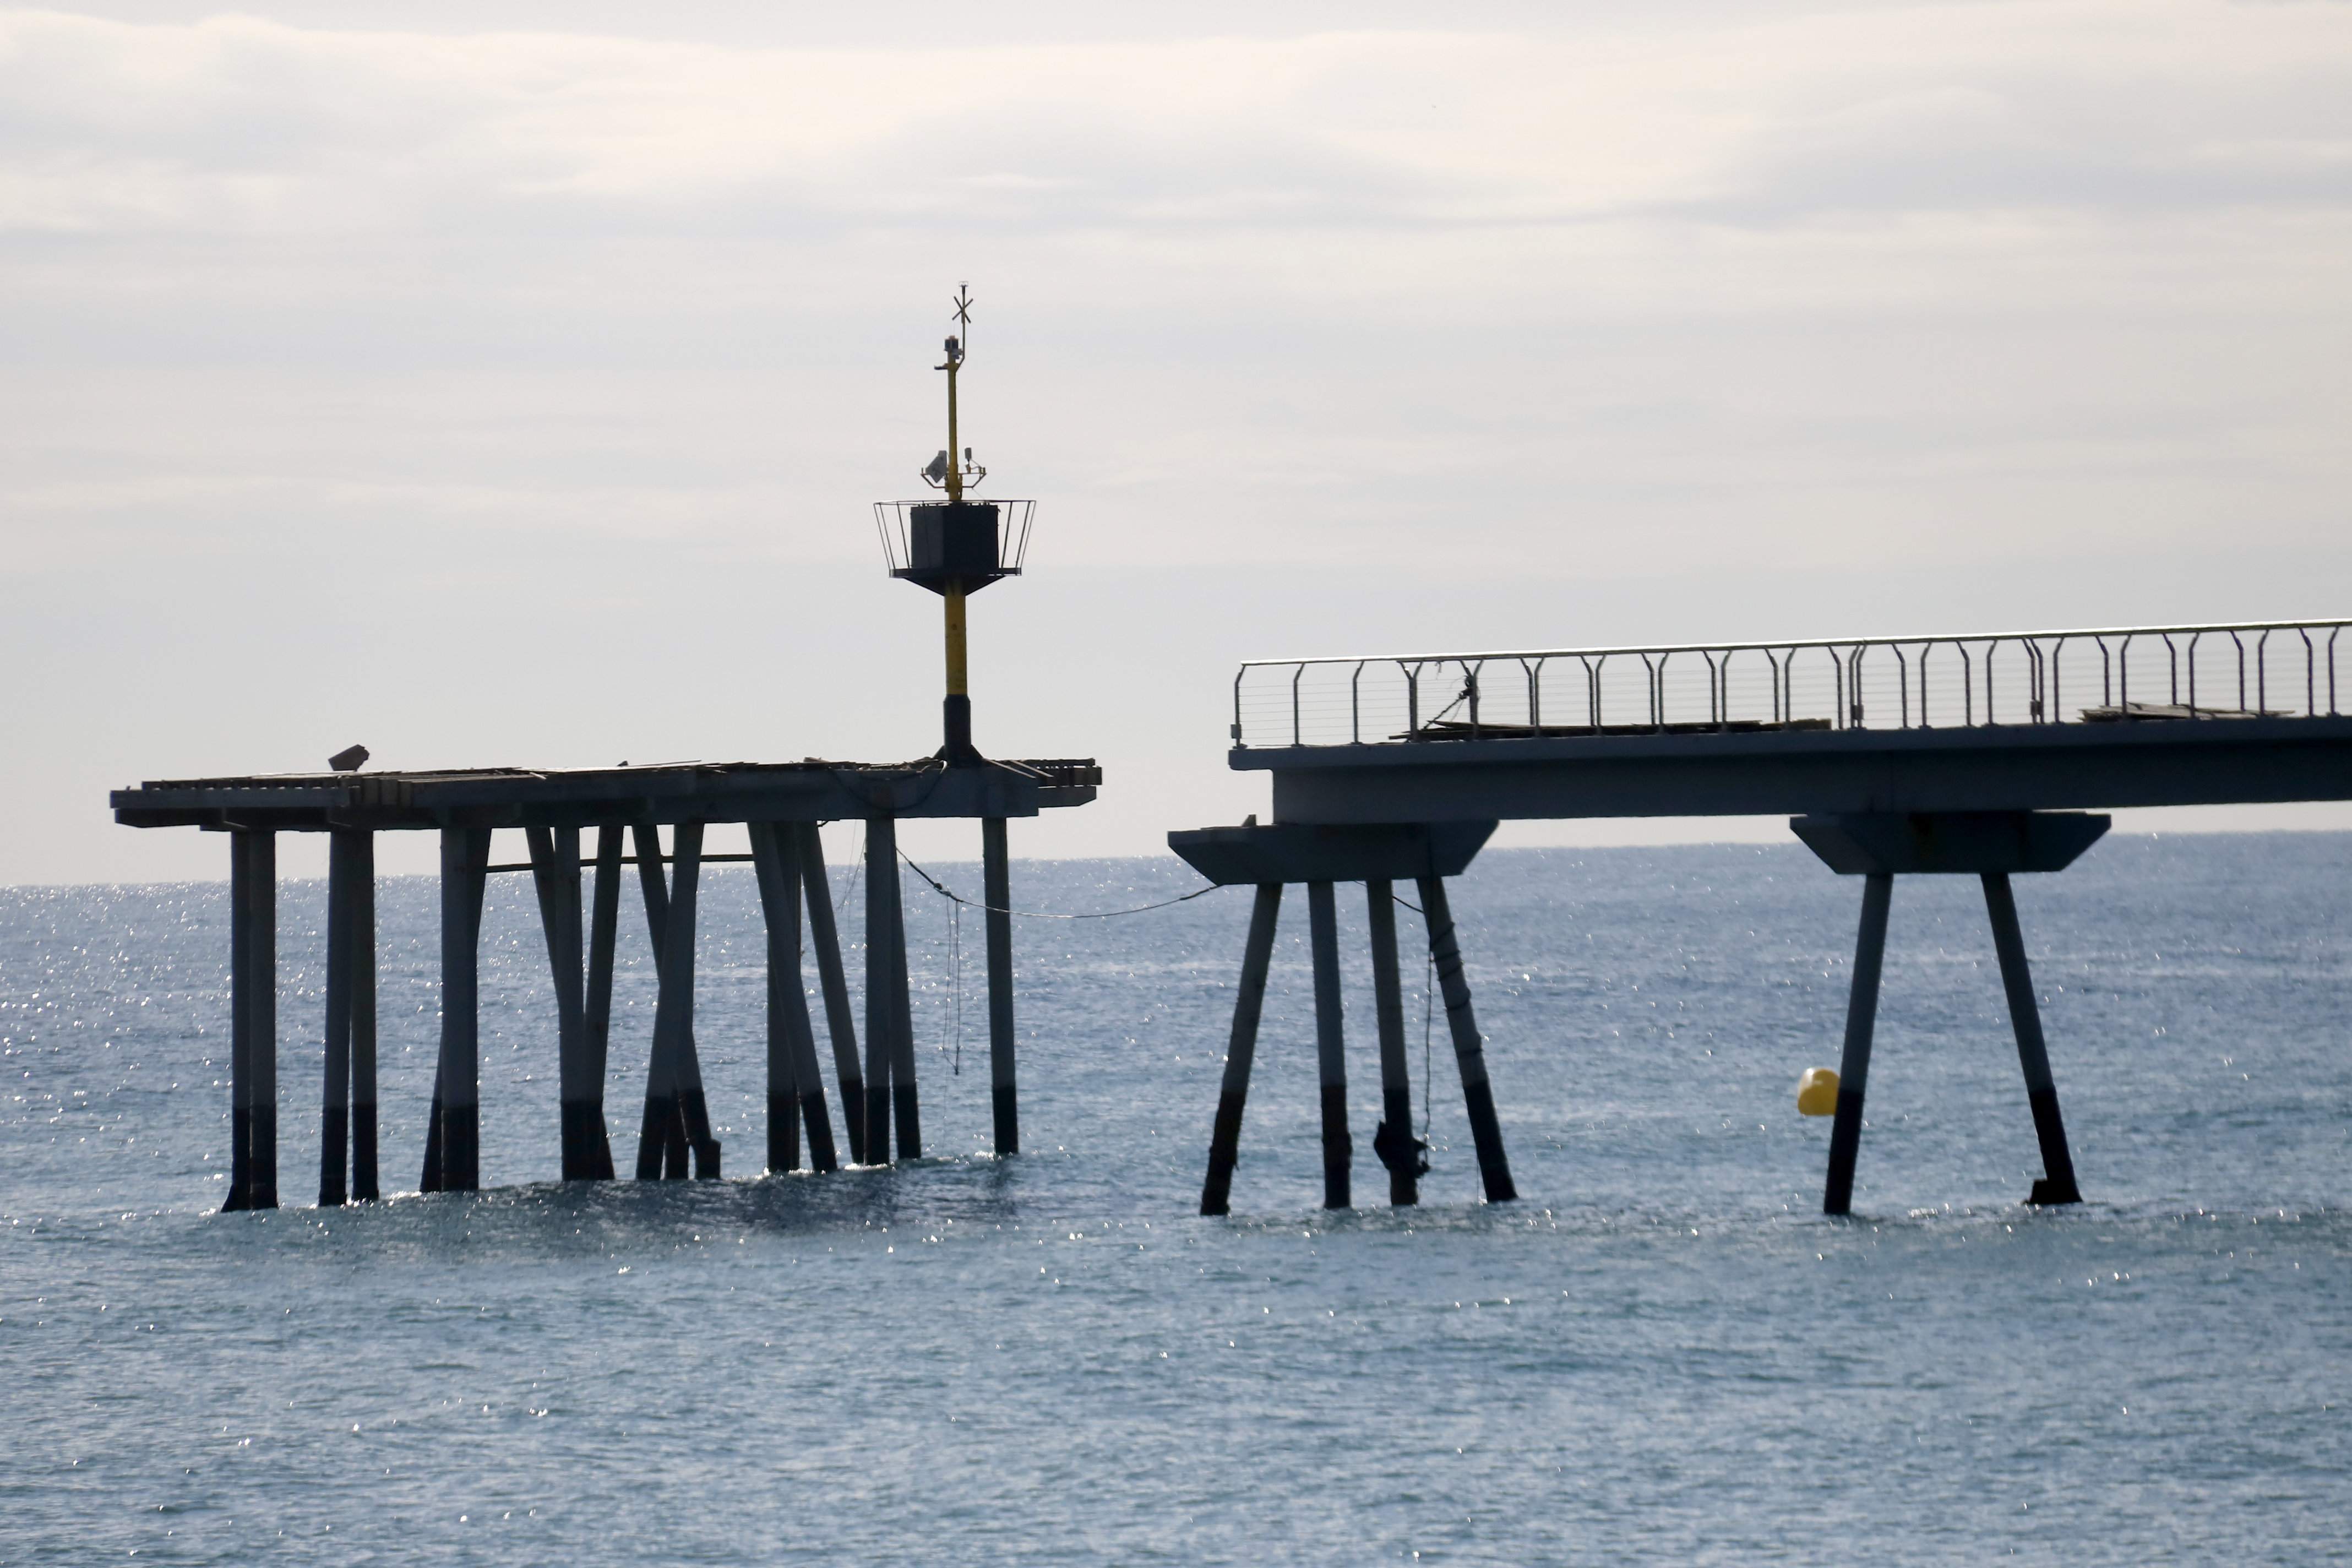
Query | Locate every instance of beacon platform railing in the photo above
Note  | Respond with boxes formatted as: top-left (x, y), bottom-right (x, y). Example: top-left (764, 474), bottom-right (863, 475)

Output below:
top-left (1232, 620), bottom-right (2350, 750)
top-left (873, 498), bottom-right (1036, 580)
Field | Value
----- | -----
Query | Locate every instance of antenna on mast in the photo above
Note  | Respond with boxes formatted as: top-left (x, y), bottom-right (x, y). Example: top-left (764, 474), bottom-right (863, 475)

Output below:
top-left (929, 282), bottom-right (986, 502)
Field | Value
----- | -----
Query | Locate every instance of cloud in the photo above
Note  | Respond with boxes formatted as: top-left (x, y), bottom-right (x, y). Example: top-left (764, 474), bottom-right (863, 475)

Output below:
top-left (0, 0), bottom-right (2346, 581)
top-left (1, 3), bottom-right (2350, 881)
top-left (2, 2), bottom-right (2348, 243)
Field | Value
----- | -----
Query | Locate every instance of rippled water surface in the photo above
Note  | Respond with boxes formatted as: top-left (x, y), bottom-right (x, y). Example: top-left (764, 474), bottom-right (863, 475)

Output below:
top-left (3, 834), bottom-right (2348, 1564)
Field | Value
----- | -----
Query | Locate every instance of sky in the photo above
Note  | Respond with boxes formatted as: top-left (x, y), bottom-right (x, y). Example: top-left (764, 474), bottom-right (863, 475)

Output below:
top-left (3, 0), bottom-right (2349, 886)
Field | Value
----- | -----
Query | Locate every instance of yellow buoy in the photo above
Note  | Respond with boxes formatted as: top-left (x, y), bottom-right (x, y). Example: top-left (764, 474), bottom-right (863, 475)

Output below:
top-left (1796, 1067), bottom-right (1840, 1117)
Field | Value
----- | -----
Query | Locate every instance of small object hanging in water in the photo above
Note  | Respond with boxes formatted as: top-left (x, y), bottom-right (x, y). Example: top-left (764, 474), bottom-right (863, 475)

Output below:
top-left (1373, 1118), bottom-right (1430, 1178)
top-left (1796, 1066), bottom-right (1839, 1117)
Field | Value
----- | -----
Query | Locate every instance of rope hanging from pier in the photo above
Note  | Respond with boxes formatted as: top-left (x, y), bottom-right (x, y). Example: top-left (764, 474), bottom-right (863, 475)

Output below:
top-left (896, 849), bottom-right (1230, 921)
top-left (1385, 891), bottom-right (1439, 1142)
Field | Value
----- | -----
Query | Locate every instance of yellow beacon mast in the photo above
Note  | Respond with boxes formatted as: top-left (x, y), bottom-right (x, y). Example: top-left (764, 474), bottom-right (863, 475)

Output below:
top-left (878, 284), bottom-right (1032, 766)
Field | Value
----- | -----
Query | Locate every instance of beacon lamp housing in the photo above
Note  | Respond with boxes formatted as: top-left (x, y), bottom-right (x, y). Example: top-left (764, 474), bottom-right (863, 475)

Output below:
top-left (875, 499), bottom-right (1035, 595)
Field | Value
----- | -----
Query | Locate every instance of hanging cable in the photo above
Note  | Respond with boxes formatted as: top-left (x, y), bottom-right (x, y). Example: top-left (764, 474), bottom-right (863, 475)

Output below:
top-left (1391, 891), bottom-right (1435, 1142)
top-left (1422, 944), bottom-right (1434, 1141)
top-left (950, 898), bottom-right (963, 1076)
top-left (896, 849), bottom-right (1229, 920)
top-left (837, 832), bottom-right (863, 922)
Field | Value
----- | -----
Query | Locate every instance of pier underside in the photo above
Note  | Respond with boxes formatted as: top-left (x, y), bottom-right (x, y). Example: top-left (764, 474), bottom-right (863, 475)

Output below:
top-left (1169, 820), bottom-right (1514, 1215)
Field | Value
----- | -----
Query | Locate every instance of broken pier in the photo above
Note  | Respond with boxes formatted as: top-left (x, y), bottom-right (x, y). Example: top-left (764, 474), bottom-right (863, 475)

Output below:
top-left (112, 756), bottom-right (1099, 1210)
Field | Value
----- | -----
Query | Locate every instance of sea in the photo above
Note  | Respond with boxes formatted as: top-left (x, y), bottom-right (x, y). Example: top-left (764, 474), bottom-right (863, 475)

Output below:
top-left (2, 832), bottom-right (2346, 1565)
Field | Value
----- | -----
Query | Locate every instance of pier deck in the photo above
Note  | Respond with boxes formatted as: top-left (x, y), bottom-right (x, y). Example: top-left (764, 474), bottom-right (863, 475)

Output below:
top-left (112, 755), bottom-right (1099, 832)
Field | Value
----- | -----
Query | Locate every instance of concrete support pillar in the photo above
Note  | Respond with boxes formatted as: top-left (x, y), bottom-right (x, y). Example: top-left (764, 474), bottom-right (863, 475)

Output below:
top-left (635, 823), bottom-right (717, 1179)
top-left (1306, 880), bottom-right (1352, 1210)
top-left (1365, 879), bottom-right (1421, 1207)
top-left (874, 820), bottom-right (922, 1161)
top-left (1982, 873), bottom-right (2083, 1206)
top-left (1417, 875), bottom-right (1516, 1203)
top-left (347, 830), bottom-right (378, 1202)
top-left (751, 822), bottom-right (840, 1174)
top-left (225, 829), bottom-right (277, 1211)
top-left (423, 825), bottom-right (489, 1194)
top-left (796, 823), bottom-right (865, 1164)
top-left (750, 821), bottom-right (799, 1174)
top-left (579, 825), bottom-right (622, 1181)
top-left (1823, 872), bottom-right (1893, 1216)
top-left (1200, 884), bottom-right (1282, 1217)
top-left (529, 825), bottom-right (611, 1182)
top-left (319, 830), bottom-right (357, 1207)
top-left (631, 829), bottom-right (681, 1179)
top-left (982, 816), bottom-right (1017, 1156)
top-left (863, 816), bottom-right (899, 1164)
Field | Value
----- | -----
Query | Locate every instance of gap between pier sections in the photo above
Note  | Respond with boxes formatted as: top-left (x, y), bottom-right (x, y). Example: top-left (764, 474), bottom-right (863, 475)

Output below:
top-left (897, 856), bottom-right (1438, 1142)
top-left (894, 850), bottom-right (1228, 921)
top-left (499, 842), bottom-right (1435, 1137)
top-left (488, 847), bottom-right (1223, 922)
top-left (891, 851), bottom-right (1231, 1080)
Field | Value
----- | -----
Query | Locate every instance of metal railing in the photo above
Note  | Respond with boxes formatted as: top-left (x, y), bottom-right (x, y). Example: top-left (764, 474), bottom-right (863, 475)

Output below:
top-left (1232, 619), bottom-right (2349, 749)
top-left (873, 498), bottom-right (1036, 579)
